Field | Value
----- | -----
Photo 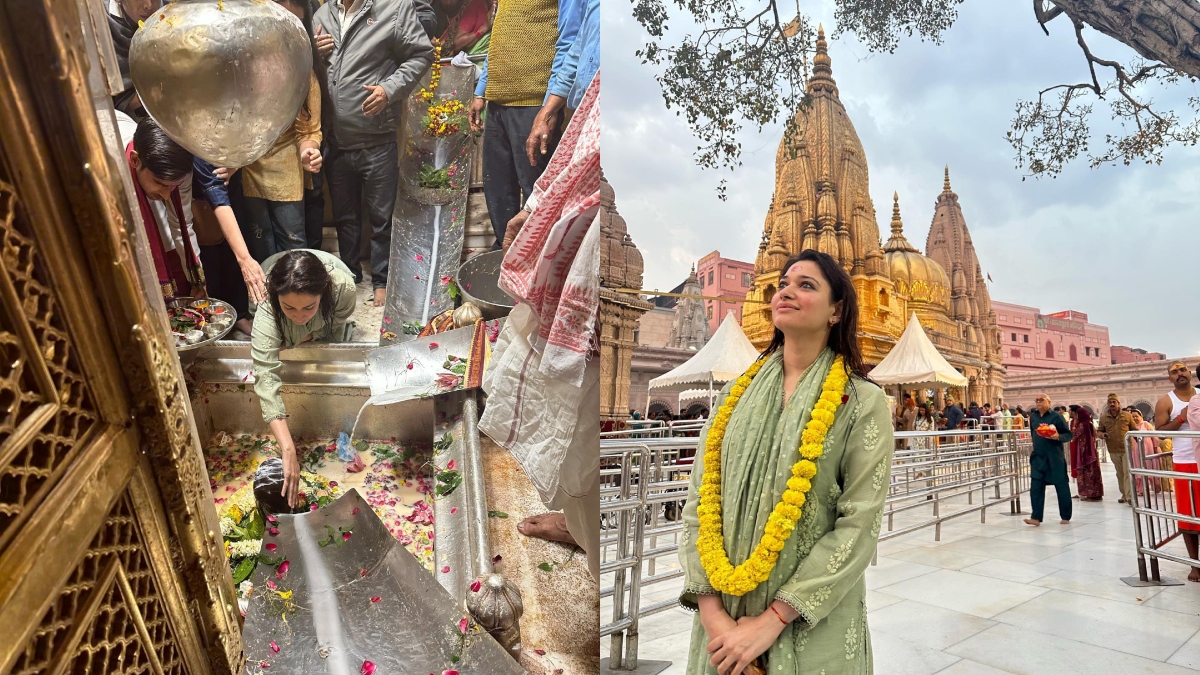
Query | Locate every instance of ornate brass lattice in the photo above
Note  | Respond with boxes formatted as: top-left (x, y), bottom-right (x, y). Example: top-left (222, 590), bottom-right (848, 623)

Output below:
top-left (10, 492), bottom-right (186, 675)
top-left (0, 181), bottom-right (98, 546)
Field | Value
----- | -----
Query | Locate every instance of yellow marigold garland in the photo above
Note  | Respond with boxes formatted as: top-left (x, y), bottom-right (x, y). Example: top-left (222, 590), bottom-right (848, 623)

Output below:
top-left (417, 40), bottom-right (444, 103)
top-left (695, 354), bottom-right (849, 596)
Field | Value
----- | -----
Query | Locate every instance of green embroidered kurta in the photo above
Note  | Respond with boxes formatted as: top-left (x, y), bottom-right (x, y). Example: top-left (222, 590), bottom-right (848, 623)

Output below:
top-left (679, 349), bottom-right (894, 674)
top-left (250, 249), bottom-right (357, 424)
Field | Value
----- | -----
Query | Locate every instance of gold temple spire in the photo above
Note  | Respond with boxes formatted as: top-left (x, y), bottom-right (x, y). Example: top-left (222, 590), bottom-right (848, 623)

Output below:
top-left (808, 23), bottom-right (836, 93)
top-left (883, 192), bottom-right (918, 253)
top-left (943, 165), bottom-right (952, 192)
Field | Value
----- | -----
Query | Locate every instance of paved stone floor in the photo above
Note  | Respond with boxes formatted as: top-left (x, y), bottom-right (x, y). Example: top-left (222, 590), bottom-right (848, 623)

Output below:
top-left (603, 462), bottom-right (1200, 674)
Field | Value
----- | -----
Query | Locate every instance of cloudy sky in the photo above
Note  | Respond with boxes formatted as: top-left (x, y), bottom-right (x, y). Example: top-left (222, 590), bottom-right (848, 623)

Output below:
top-left (602, 1), bottom-right (1200, 357)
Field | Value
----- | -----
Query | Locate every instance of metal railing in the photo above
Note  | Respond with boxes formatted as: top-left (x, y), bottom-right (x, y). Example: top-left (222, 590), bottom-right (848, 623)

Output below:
top-left (601, 419), bottom-right (707, 439)
top-left (1126, 430), bottom-right (1200, 584)
top-left (599, 428), bottom-right (1035, 670)
top-left (882, 429), bottom-right (1032, 541)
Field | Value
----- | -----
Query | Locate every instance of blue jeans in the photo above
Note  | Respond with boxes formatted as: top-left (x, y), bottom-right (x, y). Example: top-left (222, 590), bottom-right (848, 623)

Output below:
top-left (327, 142), bottom-right (399, 288)
top-left (242, 198), bottom-right (306, 261)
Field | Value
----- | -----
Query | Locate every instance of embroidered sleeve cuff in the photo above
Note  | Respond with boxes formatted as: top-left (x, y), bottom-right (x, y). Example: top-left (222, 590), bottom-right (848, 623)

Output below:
top-left (679, 582), bottom-right (718, 612)
top-left (774, 590), bottom-right (817, 628)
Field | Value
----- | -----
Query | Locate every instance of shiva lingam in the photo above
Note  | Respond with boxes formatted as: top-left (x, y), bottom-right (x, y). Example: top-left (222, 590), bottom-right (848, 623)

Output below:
top-left (129, 0), bottom-right (312, 167)
top-left (466, 573), bottom-right (524, 661)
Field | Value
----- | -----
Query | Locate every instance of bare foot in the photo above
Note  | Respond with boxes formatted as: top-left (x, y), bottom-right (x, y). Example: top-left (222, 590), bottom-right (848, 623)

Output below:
top-left (1023, 518), bottom-right (1041, 526)
top-left (1189, 568), bottom-right (1200, 582)
top-left (517, 513), bottom-right (576, 546)
top-left (1060, 520), bottom-right (1070, 524)
top-left (373, 288), bottom-right (386, 307)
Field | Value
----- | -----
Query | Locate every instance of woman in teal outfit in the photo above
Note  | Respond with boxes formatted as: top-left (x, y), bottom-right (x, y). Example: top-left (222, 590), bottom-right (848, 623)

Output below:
top-left (679, 250), bottom-right (895, 675)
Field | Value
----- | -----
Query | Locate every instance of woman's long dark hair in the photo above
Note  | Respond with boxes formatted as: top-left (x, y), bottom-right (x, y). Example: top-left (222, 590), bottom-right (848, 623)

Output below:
top-left (267, 250), bottom-right (335, 339)
top-left (762, 250), bottom-right (870, 381)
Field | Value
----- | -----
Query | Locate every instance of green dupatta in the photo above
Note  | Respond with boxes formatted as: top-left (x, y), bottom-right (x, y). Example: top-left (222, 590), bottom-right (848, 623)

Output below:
top-left (679, 348), bottom-right (894, 674)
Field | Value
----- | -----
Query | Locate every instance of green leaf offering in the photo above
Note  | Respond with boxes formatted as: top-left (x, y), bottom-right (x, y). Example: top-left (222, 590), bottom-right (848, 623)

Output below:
top-left (537, 562), bottom-right (554, 572)
top-left (488, 511), bottom-right (509, 519)
top-left (232, 556), bottom-right (257, 584)
top-left (436, 469), bottom-right (462, 497)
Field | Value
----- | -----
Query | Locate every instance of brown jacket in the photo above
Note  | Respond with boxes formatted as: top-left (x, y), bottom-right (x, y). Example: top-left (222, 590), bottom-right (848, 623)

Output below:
top-left (1097, 409), bottom-right (1138, 454)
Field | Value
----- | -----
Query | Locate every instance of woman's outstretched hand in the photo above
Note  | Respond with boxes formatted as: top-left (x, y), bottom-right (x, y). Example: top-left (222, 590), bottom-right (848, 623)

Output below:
top-left (280, 446), bottom-right (301, 509)
top-left (707, 612), bottom-right (787, 675)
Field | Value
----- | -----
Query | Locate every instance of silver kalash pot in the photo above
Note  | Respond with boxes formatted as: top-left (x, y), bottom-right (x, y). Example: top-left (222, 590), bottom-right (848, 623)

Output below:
top-left (129, 0), bottom-right (313, 167)
top-left (466, 573), bottom-right (524, 661)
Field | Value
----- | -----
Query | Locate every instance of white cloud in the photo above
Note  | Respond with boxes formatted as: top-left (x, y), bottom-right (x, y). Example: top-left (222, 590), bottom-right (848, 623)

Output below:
top-left (603, 1), bottom-right (1200, 356)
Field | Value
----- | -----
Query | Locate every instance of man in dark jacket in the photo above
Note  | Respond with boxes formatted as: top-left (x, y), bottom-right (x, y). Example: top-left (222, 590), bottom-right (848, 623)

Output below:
top-left (106, 0), bottom-right (162, 119)
top-left (313, 0), bottom-right (434, 306)
top-left (1026, 393), bottom-right (1074, 526)
top-left (942, 397), bottom-right (964, 430)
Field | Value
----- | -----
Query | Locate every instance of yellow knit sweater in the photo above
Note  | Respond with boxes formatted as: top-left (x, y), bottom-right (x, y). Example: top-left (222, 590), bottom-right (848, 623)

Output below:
top-left (484, 0), bottom-right (559, 106)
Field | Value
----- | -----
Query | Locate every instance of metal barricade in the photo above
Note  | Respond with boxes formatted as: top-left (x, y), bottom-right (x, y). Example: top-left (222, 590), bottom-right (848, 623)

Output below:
top-left (601, 438), bottom-right (694, 672)
top-left (1125, 429), bottom-right (1200, 585)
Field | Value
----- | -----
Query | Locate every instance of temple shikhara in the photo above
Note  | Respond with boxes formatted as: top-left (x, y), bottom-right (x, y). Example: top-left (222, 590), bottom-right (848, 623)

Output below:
top-left (741, 27), bottom-right (1006, 404)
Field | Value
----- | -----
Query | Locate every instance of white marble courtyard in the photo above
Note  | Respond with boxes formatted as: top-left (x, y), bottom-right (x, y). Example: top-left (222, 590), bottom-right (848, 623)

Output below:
top-left (604, 463), bottom-right (1200, 674)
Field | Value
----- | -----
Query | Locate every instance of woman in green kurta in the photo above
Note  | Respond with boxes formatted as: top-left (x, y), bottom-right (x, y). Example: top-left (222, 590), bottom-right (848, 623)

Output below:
top-left (680, 250), bottom-right (895, 675)
top-left (251, 248), bottom-right (357, 506)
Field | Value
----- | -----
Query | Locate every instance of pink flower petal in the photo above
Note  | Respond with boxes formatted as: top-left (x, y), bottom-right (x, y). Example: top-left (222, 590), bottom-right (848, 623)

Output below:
top-left (265, 543), bottom-right (277, 552)
top-left (270, 641), bottom-right (280, 653)
top-left (267, 580), bottom-right (277, 590)
top-left (458, 617), bottom-right (469, 634)
top-left (441, 565), bottom-right (451, 574)
top-left (446, 459), bottom-right (457, 471)
top-left (492, 554), bottom-right (502, 564)
top-left (360, 568), bottom-right (368, 578)
top-left (310, 504), bottom-right (319, 511)
top-left (266, 514), bottom-right (278, 524)
top-left (443, 671), bottom-right (460, 675)
top-left (470, 579), bottom-right (481, 592)
top-left (415, 254), bottom-right (424, 261)
top-left (343, 531), bottom-right (352, 541)
top-left (534, 649), bottom-right (546, 656)
top-left (407, 363), bottom-right (414, 370)
top-left (371, 596), bottom-right (381, 603)
top-left (361, 661), bottom-right (376, 675)
top-left (260, 661), bottom-right (270, 669)
top-left (353, 507), bottom-right (360, 515)
top-left (450, 507), bottom-right (458, 514)
top-left (429, 342), bottom-right (438, 349)
top-left (330, 481), bottom-right (338, 487)
top-left (384, 317), bottom-right (390, 324)
top-left (276, 560), bottom-right (290, 577)
top-left (269, 528), bottom-right (279, 536)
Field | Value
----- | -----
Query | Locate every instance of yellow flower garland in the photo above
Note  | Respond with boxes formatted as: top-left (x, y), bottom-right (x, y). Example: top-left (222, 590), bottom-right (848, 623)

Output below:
top-left (695, 354), bottom-right (849, 596)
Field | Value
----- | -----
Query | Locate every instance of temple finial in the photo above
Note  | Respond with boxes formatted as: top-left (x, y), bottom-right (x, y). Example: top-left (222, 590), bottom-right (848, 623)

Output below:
top-left (943, 165), bottom-right (952, 192)
top-left (891, 192), bottom-right (903, 236)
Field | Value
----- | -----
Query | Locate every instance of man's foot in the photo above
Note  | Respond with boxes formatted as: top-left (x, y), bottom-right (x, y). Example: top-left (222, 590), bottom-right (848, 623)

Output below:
top-left (1189, 568), bottom-right (1200, 582)
top-left (517, 513), bottom-right (577, 546)
top-left (1024, 518), bottom-right (1041, 526)
top-left (1118, 498), bottom-right (1126, 504)
top-left (1060, 520), bottom-right (1070, 524)
top-left (373, 288), bottom-right (386, 307)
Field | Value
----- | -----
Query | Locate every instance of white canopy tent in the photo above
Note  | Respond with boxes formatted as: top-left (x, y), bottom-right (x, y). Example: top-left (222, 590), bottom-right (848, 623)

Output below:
top-left (870, 313), bottom-right (969, 388)
top-left (649, 311), bottom-right (760, 411)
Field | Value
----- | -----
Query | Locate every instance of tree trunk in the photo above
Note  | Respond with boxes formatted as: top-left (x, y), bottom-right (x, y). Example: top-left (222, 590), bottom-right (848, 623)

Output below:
top-left (1051, 0), bottom-right (1200, 78)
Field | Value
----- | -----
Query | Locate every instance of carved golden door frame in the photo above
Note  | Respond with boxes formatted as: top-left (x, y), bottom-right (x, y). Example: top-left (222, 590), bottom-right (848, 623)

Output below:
top-left (0, 2), bottom-right (242, 674)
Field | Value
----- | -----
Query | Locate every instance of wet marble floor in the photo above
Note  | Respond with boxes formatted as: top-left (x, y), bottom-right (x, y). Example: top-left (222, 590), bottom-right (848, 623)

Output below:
top-left (608, 461), bottom-right (1200, 674)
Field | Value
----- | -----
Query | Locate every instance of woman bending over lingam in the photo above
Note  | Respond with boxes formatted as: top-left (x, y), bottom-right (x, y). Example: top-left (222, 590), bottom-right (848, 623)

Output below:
top-left (679, 250), bottom-right (894, 675)
top-left (251, 249), bottom-right (357, 508)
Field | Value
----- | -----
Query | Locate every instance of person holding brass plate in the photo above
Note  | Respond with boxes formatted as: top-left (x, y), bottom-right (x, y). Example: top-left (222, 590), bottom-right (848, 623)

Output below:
top-left (251, 249), bottom-right (356, 507)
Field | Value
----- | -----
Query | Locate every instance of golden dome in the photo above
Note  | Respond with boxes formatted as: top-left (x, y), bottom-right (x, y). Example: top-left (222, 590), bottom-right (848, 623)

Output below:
top-left (883, 193), bottom-right (950, 310)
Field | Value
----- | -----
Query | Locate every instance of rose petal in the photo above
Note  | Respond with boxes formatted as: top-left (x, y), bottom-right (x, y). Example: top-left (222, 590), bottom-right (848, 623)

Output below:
top-left (470, 579), bottom-right (481, 592)
top-left (265, 543), bottom-right (277, 552)
top-left (310, 504), bottom-right (319, 511)
top-left (492, 554), bottom-right (502, 564)
top-left (270, 641), bottom-right (280, 653)
top-left (267, 580), bottom-right (277, 590)
top-left (429, 342), bottom-right (439, 349)
top-left (415, 254), bottom-right (424, 261)
top-left (353, 507), bottom-right (360, 515)
top-left (446, 459), bottom-right (457, 471)
top-left (371, 596), bottom-right (382, 603)
top-left (458, 617), bottom-right (469, 634)
top-left (260, 661), bottom-right (270, 669)
top-left (266, 513), bottom-right (278, 524)
top-left (407, 363), bottom-right (414, 370)
top-left (534, 649), bottom-right (546, 656)
top-left (441, 565), bottom-right (451, 573)
top-left (343, 531), bottom-right (352, 541)
top-left (443, 671), bottom-right (460, 675)
top-left (269, 528), bottom-right (280, 536)
top-left (361, 568), bottom-right (368, 577)
top-left (361, 661), bottom-right (376, 675)
top-left (276, 560), bottom-right (290, 577)
top-left (450, 507), bottom-right (458, 514)
top-left (330, 481), bottom-right (338, 487)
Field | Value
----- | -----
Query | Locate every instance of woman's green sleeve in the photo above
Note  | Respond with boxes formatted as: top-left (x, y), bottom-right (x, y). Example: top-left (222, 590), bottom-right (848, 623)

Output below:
top-left (774, 385), bottom-right (894, 626)
top-left (331, 273), bottom-right (357, 342)
top-left (679, 410), bottom-right (720, 610)
top-left (251, 304), bottom-right (288, 424)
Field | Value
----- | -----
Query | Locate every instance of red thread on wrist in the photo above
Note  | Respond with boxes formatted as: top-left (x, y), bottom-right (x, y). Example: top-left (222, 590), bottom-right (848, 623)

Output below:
top-left (769, 605), bottom-right (787, 625)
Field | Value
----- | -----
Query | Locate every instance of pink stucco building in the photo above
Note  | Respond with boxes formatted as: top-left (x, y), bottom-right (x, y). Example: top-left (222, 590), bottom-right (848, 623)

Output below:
top-left (1111, 345), bottom-right (1168, 365)
top-left (992, 301), bottom-right (1111, 373)
top-left (696, 251), bottom-right (755, 334)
